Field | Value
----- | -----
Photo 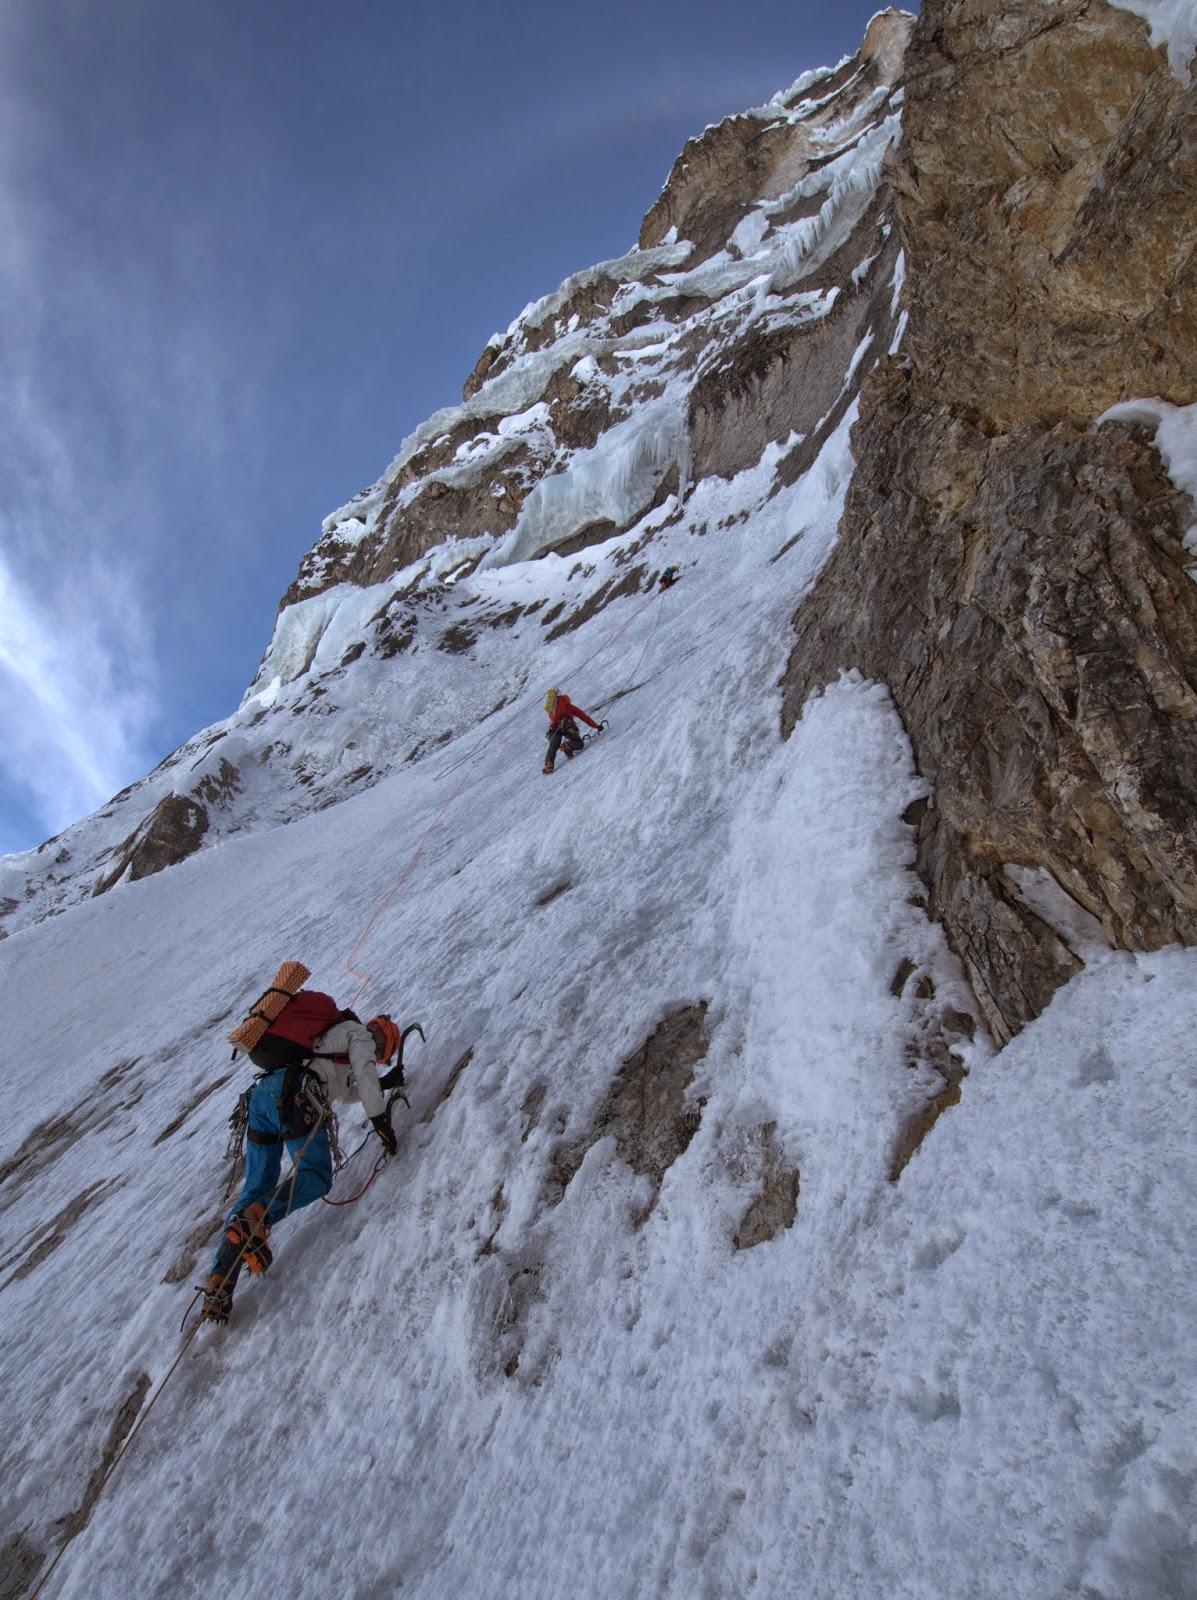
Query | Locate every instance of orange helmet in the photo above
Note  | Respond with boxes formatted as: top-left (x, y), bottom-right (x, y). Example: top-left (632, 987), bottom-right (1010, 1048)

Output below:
top-left (367, 1015), bottom-right (400, 1063)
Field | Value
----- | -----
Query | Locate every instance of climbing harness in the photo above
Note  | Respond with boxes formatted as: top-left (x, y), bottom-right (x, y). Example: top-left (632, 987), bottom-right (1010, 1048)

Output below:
top-left (183, 1110), bottom-right (331, 1334)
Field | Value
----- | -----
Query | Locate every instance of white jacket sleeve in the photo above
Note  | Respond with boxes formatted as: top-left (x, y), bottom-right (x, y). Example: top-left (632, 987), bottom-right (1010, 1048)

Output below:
top-left (343, 1022), bottom-right (386, 1120)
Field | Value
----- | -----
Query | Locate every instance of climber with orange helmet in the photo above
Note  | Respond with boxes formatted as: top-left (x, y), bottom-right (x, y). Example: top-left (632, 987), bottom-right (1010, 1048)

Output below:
top-left (202, 995), bottom-right (407, 1323)
top-left (543, 687), bottom-right (604, 774)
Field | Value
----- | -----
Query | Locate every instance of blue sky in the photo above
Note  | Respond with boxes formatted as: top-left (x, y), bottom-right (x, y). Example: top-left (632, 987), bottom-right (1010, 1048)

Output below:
top-left (0, 0), bottom-right (911, 857)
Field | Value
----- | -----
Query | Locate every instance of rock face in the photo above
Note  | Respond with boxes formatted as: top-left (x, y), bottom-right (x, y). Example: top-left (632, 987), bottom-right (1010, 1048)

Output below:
top-left (92, 792), bottom-right (210, 896)
top-left (782, 0), bottom-right (1197, 1043)
top-left (283, 7), bottom-right (913, 603)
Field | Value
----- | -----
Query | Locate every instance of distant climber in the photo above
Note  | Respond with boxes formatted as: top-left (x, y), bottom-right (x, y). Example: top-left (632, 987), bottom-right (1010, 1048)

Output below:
top-left (202, 996), bottom-right (406, 1324)
top-left (543, 687), bottom-right (603, 774)
top-left (657, 566), bottom-right (679, 592)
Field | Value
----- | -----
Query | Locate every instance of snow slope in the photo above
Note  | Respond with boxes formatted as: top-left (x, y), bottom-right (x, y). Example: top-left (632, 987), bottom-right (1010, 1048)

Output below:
top-left (2, 394), bottom-right (1194, 1600)
top-left (2, 13), bottom-right (1195, 1597)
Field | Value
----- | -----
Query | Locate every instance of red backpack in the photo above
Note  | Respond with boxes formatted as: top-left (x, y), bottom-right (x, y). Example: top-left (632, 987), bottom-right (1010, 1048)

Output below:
top-left (249, 991), bottom-right (357, 1070)
top-left (264, 991), bottom-right (342, 1050)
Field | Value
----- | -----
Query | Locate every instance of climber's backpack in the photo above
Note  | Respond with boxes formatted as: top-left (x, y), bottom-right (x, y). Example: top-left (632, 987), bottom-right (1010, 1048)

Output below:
top-left (248, 990), bottom-right (358, 1072)
top-left (246, 990), bottom-right (362, 1142)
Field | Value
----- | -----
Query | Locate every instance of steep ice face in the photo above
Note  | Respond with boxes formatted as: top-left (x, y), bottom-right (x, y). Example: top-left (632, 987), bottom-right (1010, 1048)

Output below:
top-left (1, 347), bottom-right (1194, 1600)
top-left (0, 17), bottom-right (912, 936)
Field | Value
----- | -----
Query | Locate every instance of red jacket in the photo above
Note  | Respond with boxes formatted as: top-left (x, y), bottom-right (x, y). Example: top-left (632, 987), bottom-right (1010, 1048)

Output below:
top-left (549, 695), bottom-right (599, 732)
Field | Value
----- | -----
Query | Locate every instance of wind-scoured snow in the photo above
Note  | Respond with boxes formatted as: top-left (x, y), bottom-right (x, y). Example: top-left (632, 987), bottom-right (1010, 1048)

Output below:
top-left (1, 390), bottom-right (1194, 1600)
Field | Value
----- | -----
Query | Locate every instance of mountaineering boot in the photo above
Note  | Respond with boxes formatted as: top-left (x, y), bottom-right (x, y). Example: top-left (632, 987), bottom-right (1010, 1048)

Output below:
top-left (542, 761), bottom-right (555, 775)
top-left (198, 1229), bottom-right (247, 1322)
top-left (200, 1275), bottom-right (234, 1324)
top-left (224, 1202), bottom-right (273, 1275)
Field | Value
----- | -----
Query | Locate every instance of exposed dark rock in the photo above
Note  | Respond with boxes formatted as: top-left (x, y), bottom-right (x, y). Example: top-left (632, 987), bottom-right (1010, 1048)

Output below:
top-left (520, 1083), bottom-right (547, 1142)
top-left (438, 623), bottom-right (477, 654)
top-left (151, 1072), bottom-right (236, 1147)
top-left (463, 342), bottom-right (502, 401)
top-left (640, 9), bottom-right (910, 263)
top-left (374, 601), bottom-right (418, 658)
top-left (419, 1048), bottom-right (473, 1125)
top-left (640, 116), bottom-right (817, 266)
top-left (890, 958), bottom-right (917, 998)
top-left (162, 1214), bottom-right (228, 1285)
top-left (368, 457), bottom-right (531, 580)
top-left (192, 758), bottom-right (241, 810)
top-left (0, 1181), bottom-right (116, 1288)
top-left (92, 792), bottom-right (210, 897)
top-left (547, 1003), bottom-right (710, 1221)
top-left (889, 1063), bottom-right (967, 1183)
top-left (733, 1123), bottom-right (800, 1249)
top-left (543, 565), bottom-right (649, 642)
top-left (56, 1373), bottom-right (152, 1544)
top-left (889, 0), bottom-right (1196, 432)
top-left (0, 1531), bottom-right (43, 1600)
top-left (690, 229), bottom-right (901, 484)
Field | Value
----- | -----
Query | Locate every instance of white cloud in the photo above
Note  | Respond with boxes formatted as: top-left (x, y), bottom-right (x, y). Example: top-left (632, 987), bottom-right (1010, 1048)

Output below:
top-left (0, 7), bottom-right (260, 849)
top-left (0, 545), bottom-right (157, 837)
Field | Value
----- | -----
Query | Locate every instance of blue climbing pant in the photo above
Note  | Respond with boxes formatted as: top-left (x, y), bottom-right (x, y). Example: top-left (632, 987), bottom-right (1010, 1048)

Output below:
top-left (224, 1068), bottom-right (333, 1229)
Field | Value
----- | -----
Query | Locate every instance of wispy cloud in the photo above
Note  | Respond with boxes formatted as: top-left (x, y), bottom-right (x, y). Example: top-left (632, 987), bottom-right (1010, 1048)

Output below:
top-left (0, 549), bottom-right (157, 838)
top-left (0, 5), bottom-right (261, 851)
top-left (0, 145), bottom-right (160, 841)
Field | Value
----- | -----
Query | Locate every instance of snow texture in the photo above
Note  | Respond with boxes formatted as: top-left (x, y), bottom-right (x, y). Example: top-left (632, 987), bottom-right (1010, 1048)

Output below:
top-left (1, 391), bottom-right (1194, 1600)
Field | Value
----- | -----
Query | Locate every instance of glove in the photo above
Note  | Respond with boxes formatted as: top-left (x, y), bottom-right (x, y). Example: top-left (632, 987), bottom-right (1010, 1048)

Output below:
top-left (378, 1064), bottom-right (405, 1092)
top-left (371, 1114), bottom-right (398, 1156)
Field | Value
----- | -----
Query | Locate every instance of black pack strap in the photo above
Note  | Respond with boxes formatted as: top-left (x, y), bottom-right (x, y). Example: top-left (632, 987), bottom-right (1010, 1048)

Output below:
top-left (249, 1034), bottom-right (312, 1073)
top-left (247, 1126), bottom-right (285, 1146)
top-left (243, 972), bottom-right (299, 1024)
top-left (247, 985), bottom-right (297, 1024)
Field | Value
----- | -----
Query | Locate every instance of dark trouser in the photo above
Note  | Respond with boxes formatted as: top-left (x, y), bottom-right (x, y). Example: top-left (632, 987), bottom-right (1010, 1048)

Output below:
top-left (546, 720), bottom-right (584, 766)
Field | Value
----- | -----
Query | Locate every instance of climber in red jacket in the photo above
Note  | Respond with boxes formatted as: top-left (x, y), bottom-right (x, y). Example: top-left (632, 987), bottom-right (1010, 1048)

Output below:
top-left (543, 687), bottom-right (603, 774)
